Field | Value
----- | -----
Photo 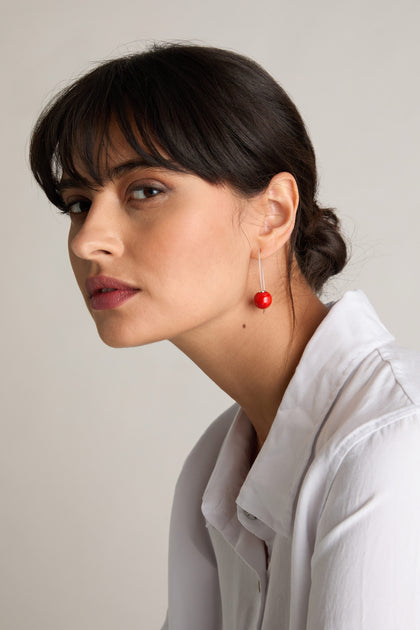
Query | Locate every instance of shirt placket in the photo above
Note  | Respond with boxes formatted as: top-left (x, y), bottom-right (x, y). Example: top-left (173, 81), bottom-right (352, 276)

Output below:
top-left (238, 507), bottom-right (275, 629)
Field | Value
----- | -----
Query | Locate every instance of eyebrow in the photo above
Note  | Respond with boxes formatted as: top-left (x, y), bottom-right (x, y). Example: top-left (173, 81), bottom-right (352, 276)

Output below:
top-left (57, 158), bottom-right (152, 193)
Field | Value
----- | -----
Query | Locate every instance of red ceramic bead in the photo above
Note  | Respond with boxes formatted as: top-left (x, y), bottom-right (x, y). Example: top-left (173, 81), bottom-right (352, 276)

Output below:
top-left (254, 291), bottom-right (272, 309)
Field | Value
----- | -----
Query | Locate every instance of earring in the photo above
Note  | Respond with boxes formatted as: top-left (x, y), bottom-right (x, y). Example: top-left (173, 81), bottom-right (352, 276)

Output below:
top-left (254, 250), bottom-right (272, 309)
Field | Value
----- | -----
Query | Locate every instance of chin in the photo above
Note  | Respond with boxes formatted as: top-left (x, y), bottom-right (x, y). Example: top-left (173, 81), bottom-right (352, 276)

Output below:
top-left (99, 335), bottom-right (132, 349)
top-left (94, 320), bottom-right (165, 349)
top-left (96, 328), bottom-right (145, 349)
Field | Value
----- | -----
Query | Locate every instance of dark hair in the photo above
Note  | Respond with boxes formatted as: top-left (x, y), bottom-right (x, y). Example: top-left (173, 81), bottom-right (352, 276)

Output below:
top-left (30, 43), bottom-right (347, 293)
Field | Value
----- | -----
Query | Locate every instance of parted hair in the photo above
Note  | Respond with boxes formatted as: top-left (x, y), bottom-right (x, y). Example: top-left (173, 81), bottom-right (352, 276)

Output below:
top-left (30, 43), bottom-right (347, 293)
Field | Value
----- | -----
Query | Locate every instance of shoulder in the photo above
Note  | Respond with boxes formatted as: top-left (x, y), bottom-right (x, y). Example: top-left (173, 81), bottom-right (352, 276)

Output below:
top-left (308, 340), bottom-right (420, 511)
top-left (324, 407), bottom-right (420, 494)
top-left (316, 340), bottom-right (420, 455)
top-left (310, 408), bottom-right (420, 569)
top-left (377, 342), bottom-right (420, 406)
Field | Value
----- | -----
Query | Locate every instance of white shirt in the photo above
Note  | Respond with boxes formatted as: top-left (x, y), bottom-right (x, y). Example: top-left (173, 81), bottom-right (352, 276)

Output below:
top-left (161, 291), bottom-right (420, 630)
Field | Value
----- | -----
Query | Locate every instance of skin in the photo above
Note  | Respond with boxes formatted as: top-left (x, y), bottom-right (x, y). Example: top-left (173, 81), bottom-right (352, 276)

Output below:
top-left (64, 130), bottom-right (328, 453)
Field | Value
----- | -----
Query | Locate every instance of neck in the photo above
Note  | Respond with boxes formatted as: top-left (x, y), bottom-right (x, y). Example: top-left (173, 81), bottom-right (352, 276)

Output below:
top-left (172, 279), bottom-right (328, 451)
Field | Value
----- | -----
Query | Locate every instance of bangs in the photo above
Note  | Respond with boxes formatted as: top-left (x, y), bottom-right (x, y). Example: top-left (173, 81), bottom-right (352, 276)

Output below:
top-left (30, 58), bottom-right (192, 211)
top-left (30, 44), bottom-right (302, 212)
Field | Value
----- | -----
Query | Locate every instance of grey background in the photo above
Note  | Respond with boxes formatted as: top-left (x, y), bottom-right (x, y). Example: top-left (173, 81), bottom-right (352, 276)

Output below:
top-left (1, 0), bottom-right (419, 628)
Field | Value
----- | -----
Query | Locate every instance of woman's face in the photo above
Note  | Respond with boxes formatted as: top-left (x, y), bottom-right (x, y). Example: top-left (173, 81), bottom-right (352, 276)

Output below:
top-left (63, 133), bottom-right (256, 348)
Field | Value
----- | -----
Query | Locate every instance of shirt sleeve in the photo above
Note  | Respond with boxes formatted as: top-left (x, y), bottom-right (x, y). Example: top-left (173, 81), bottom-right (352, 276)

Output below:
top-left (306, 412), bottom-right (420, 630)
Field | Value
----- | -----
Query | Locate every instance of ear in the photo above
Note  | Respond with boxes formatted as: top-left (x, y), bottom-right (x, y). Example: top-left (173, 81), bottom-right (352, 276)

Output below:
top-left (250, 172), bottom-right (299, 259)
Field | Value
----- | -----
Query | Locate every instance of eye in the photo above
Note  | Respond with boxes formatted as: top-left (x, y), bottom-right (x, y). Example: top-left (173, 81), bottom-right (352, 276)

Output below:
top-left (65, 199), bottom-right (92, 215)
top-left (131, 185), bottom-right (163, 200)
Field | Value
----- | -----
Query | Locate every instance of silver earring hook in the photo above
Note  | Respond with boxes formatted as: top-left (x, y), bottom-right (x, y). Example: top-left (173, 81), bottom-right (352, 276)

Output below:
top-left (258, 249), bottom-right (266, 292)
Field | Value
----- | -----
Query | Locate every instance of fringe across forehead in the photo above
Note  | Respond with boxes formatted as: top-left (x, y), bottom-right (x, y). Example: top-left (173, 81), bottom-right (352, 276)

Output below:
top-left (30, 44), bottom-right (316, 214)
top-left (32, 53), bottom-right (244, 210)
top-left (50, 110), bottom-right (186, 203)
top-left (30, 61), bottom-right (195, 210)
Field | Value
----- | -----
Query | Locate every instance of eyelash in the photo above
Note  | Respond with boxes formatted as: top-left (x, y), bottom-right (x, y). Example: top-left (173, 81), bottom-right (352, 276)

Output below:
top-left (63, 199), bottom-right (91, 215)
top-left (62, 184), bottom-right (165, 215)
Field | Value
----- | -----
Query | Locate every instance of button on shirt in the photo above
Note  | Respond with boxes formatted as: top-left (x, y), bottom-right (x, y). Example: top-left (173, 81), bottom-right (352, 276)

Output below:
top-left (161, 291), bottom-right (420, 630)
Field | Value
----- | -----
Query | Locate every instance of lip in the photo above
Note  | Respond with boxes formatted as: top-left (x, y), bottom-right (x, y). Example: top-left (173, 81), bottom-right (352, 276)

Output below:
top-left (85, 275), bottom-right (141, 311)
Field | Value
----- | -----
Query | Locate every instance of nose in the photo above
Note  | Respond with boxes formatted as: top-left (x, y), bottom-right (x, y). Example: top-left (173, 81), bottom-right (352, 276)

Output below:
top-left (69, 193), bottom-right (124, 261)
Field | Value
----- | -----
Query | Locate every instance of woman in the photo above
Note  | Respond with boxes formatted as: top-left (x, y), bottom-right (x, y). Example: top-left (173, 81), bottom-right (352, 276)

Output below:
top-left (30, 43), bottom-right (420, 629)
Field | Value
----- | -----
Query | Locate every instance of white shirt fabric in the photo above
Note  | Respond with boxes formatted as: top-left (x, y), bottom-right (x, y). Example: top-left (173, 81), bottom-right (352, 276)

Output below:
top-left (161, 291), bottom-right (420, 630)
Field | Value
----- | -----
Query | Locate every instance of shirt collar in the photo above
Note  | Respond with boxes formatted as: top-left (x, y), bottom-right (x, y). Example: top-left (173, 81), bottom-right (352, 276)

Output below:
top-left (201, 404), bottom-right (255, 546)
top-left (203, 291), bottom-right (394, 540)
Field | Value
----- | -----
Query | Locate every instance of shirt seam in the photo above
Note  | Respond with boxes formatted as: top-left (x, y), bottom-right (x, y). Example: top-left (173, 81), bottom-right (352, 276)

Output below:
top-left (377, 346), bottom-right (417, 406)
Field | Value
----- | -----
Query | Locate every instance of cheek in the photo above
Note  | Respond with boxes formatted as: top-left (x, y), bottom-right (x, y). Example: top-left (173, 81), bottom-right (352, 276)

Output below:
top-left (140, 200), bottom-right (247, 302)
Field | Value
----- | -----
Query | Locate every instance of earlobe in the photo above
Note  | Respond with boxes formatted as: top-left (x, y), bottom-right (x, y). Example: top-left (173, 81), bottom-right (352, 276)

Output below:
top-left (253, 172), bottom-right (299, 258)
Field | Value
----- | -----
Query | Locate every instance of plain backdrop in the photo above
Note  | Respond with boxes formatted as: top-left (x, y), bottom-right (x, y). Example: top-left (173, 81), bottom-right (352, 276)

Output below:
top-left (1, 0), bottom-right (419, 628)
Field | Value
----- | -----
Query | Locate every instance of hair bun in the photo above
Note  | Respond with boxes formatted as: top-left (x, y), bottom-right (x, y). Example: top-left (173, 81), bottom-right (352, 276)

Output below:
top-left (294, 203), bottom-right (348, 293)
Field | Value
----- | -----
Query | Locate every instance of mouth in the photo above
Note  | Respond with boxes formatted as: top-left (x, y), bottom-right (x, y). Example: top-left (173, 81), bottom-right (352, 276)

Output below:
top-left (85, 275), bottom-right (141, 311)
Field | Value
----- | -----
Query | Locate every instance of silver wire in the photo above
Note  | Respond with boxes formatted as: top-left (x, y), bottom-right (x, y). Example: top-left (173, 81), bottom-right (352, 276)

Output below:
top-left (258, 249), bottom-right (265, 292)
